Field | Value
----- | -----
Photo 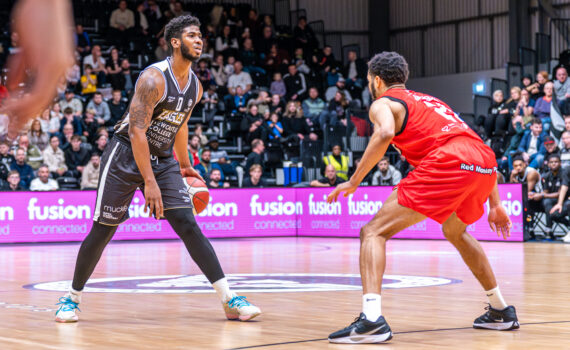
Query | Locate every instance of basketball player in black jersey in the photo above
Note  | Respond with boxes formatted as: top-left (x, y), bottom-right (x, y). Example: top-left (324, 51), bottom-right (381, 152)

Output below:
top-left (55, 15), bottom-right (261, 323)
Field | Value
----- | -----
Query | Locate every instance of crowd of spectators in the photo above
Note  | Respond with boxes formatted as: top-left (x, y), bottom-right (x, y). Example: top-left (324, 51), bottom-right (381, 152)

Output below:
top-left (474, 66), bottom-right (570, 241)
top-left (0, 1), bottom-right (385, 192)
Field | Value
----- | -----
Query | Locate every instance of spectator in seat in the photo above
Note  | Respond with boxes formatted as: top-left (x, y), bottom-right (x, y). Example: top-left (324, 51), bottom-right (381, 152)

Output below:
top-left (539, 154), bottom-right (568, 239)
top-left (60, 107), bottom-right (84, 136)
top-left (201, 84), bottom-right (220, 133)
top-left (293, 16), bottom-right (317, 53)
top-left (216, 25), bottom-right (239, 56)
top-left (245, 139), bottom-right (265, 175)
top-left (80, 64), bottom-right (98, 98)
top-left (86, 92), bottom-right (111, 125)
top-left (92, 134), bottom-right (108, 156)
top-left (514, 88), bottom-right (535, 126)
top-left (134, 2), bottom-right (149, 38)
top-left (30, 164), bottom-right (59, 191)
top-left (325, 77), bottom-right (353, 103)
top-left (43, 135), bottom-right (68, 178)
top-left (106, 47), bottom-right (124, 90)
top-left (344, 50), bottom-right (367, 93)
top-left (559, 131), bottom-right (570, 168)
top-left (75, 24), bottom-right (91, 57)
top-left (517, 118), bottom-right (546, 168)
top-left (538, 136), bottom-right (560, 173)
top-left (208, 168), bottom-right (230, 188)
top-left (320, 91), bottom-right (350, 131)
top-left (322, 144), bottom-right (349, 181)
top-left (480, 89), bottom-right (508, 140)
top-left (10, 148), bottom-right (34, 189)
top-left (534, 81), bottom-right (554, 132)
top-left (82, 109), bottom-right (100, 144)
top-left (108, 90), bottom-right (127, 126)
top-left (291, 47), bottom-right (311, 75)
top-left (109, 0), bottom-right (135, 51)
top-left (195, 58), bottom-right (213, 88)
top-left (256, 26), bottom-right (276, 60)
top-left (0, 141), bottom-right (14, 168)
top-left (240, 38), bottom-right (262, 74)
top-left (59, 89), bottom-right (83, 117)
top-left (554, 66), bottom-right (570, 107)
top-left (0, 157), bottom-right (8, 182)
top-left (2, 170), bottom-right (22, 191)
top-left (18, 134), bottom-right (43, 170)
top-left (550, 159), bottom-right (570, 242)
top-left (194, 123), bottom-right (208, 147)
top-left (211, 54), bottom-right (229, 90)
top-left (311, 164), bottom-right (346, 187)
top-left (510, 154), bottom-right (542, 237)
top-left (28, 119), bottom-right (49, 151)
top-left (81, 153), bottom-right (101, 190)
top-left (312, 45), bottom-right (337, 79)
top-left (82, 45), bottom-right (107, 86)
top-left (120, 59), bottom-right (136, 96)
top-left (155, 36), bottom-right (169, 62)
top-left (283, 64), bottom-right (307, 101)
top-left (194, 149), bottom-right (224, 181)
top-left (188, 134), bottom-right (201, 167)
top-left (38, 107), bottom-right (60, 136)
top-left (372, 156), bottom-right (402, 186)
top-left (242, 164), bottom-right (266, 188)
top-left (269, 93), bottom-right (285, 114)
top-left (60, 124), bottom-right (76, 151)
top-left (266, 112), bottom-right (283, 140)
top-left (302, 87), bottom-right (326, 126)
top-left (227, 61), bottom-right (252, 96)
top-left (247, 90), bottom-right (271, 116)
top-left (269, 72), bottom-right (286, 98)
top-left (241, 104), bottom-right (268, 144)
top-left (65, 135), bottom-right (91, 178)
top-left (264, 43), bottom-right (290, 76)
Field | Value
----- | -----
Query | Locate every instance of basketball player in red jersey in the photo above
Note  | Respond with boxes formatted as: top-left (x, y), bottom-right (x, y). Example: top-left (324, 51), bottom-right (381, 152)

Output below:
top-left (327, 52), bottom-right (519, 344)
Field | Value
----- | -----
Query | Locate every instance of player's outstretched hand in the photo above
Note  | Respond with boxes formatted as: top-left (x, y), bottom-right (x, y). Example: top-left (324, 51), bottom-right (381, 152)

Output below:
top-left (180, 166), bottom-right (205, 183)
top-left (144, 180), bottom-right (163, 220)
top-left (1, 0), bottom-right (74, 139)
top-left (327, 181), bottom-right (359, 203)
top-left (488, 205), bottom-right (512, 240)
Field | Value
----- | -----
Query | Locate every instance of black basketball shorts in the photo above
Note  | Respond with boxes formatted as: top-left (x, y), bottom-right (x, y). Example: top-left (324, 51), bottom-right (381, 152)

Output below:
top-left (93, 137), bottom-right (192, 226)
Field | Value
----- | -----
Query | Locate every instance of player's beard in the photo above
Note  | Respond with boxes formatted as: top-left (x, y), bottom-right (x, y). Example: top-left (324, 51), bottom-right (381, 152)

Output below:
top-left (180, 41), bottom-right (200, 62)
top-left (369, 82), bottom-right (379, 100)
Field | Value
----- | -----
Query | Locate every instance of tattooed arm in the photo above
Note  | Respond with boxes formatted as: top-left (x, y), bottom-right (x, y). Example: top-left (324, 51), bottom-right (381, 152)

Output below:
top-left (128, 68), bottom-right (165, 219)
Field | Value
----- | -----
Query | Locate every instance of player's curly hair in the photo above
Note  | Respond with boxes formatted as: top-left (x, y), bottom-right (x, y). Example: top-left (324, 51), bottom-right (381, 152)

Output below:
top-left (164, 15), bottom-right (201, 50)
top-left (368, 51), bottom-right (409, 86)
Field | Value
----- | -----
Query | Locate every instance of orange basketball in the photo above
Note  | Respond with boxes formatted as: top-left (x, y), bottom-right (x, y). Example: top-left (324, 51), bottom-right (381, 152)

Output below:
top-left (183, 176), bottom-right (210, 214)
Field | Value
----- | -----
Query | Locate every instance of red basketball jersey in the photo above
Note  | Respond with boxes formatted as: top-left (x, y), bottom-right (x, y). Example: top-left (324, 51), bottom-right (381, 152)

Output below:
top-left (381, 88), bottom-right (484, 167)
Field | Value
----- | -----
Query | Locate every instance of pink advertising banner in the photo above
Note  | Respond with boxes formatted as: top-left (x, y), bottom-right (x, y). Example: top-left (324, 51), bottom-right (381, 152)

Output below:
top-left (0, 184), bottom-right (523, 243)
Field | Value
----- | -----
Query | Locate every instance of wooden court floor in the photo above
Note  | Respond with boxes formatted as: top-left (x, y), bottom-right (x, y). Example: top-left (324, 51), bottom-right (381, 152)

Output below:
top-left (0, 237), bottom-right (569, 349)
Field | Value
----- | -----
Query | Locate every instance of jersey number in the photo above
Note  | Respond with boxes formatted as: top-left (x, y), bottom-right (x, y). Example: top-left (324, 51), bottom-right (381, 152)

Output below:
top-left (422, 100), bottom-right (463, 124)
top-left (175, 97), bottom-right (184, 112)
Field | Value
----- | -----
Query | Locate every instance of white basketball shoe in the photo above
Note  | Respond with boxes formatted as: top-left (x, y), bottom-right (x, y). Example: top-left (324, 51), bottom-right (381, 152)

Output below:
top-left (55, 294), bottom-right (80, 323)
top-left (223, 296), bottom-right (261, 321)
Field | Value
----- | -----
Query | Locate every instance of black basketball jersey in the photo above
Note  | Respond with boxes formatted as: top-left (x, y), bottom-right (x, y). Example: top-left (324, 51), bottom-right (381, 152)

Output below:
top-left (114, 57), bottom-right (199, 158)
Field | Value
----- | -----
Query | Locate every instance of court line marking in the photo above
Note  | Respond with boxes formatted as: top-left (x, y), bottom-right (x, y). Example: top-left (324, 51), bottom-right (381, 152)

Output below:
top-left (226, 320), bottom-right (570, 349)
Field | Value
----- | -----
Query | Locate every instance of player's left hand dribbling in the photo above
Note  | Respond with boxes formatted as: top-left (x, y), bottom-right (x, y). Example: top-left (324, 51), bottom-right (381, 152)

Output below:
top-left (487, 205), bottom-right (512, 240)
top-left (327, 181), bottom-right (359, 203)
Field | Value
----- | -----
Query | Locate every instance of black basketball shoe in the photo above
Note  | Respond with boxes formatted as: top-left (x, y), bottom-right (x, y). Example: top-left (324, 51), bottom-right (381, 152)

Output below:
top-left (473, 304), bottom-right (520, 330)
top-left (328, 313), bottom-right (393, 344)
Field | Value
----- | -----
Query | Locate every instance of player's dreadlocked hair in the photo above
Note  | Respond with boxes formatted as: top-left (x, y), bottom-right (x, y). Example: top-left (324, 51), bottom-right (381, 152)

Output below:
top-left (164, 15), bottom-right (201, 50)
top-left (367, 51), bottom-right (409, 86)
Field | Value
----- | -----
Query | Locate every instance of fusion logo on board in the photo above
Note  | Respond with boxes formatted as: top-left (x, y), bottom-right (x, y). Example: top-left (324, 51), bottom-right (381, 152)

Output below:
top-left (25, 273), bottom-right (461, 294)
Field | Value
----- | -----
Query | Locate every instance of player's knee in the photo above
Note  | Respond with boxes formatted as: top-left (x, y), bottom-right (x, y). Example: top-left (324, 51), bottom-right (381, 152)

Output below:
top-left (442, 225), bottom-right (460, 242)
top-left (359, 223), bottom-right (379, 241)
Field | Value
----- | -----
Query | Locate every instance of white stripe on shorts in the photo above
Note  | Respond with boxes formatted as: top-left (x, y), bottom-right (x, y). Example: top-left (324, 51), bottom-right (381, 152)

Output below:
top-left (93, 142), bottom-right (121, 221)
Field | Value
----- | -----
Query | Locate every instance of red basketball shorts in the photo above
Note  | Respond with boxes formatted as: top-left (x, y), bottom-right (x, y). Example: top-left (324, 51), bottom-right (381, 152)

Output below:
top-left (396, 137), bottom-right (497, 225)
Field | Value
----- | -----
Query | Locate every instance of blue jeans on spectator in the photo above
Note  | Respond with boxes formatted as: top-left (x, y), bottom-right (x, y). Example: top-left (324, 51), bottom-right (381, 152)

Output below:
top-left (529, 152), bottom-right (544, 169)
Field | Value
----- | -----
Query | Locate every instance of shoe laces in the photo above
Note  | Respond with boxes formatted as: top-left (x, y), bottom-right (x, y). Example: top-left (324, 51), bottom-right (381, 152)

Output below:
top-left (228, 296), bottom-right (251, 309)
top-left (56, 297), bottom-right (81, 313)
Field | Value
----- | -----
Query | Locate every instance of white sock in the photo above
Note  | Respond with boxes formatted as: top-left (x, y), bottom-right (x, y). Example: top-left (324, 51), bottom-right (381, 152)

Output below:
top-left (68, 288), bottom-right (82, 304)
top-left (212, 278), bottom-right (236, 302)
top-left (362, 293), bottom-right (382, 321)
top-left (485, 286), bottom-right (508, 310)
